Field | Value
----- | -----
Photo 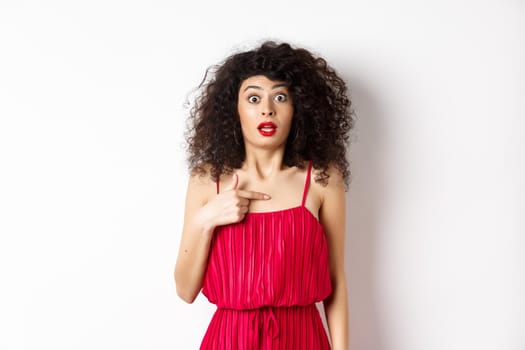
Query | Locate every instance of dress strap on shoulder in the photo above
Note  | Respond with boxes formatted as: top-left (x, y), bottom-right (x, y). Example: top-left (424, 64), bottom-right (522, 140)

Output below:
top-left (216, 178), bottom-right (220, 194)
top-left (301, 160), bottom-right (313, 207)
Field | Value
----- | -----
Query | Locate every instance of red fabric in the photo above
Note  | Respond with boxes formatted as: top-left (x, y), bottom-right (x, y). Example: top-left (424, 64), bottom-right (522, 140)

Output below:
top-left (200, 161), bottom-right (333, 349)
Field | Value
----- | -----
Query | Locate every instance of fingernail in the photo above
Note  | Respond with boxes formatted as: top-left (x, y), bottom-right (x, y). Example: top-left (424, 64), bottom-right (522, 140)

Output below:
top-left (264, 194), bottom-right (271, 199)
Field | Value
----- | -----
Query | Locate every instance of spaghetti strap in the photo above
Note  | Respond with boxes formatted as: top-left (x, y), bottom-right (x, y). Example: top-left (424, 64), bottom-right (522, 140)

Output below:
top-left (216, 178), bottom-right (220, 194)
top-left (301, 160), bottom-right (313, 207)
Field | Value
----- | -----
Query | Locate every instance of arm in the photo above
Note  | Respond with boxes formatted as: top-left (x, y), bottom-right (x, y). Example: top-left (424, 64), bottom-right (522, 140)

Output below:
top-left (319, 165), bottom-right (349, 350)
top-left (174, 171), bottom-right (270, 303)
top-left (174, 171), bottom-right (216, 303)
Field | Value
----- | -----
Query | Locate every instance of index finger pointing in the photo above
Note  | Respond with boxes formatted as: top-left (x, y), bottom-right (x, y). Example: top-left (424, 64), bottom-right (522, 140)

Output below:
top-left (236, 190), bottom-right (271, 200)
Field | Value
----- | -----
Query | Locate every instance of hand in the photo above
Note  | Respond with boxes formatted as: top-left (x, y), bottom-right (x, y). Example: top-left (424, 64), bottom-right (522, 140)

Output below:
top-left (196, 172), bottom-right (271, 229)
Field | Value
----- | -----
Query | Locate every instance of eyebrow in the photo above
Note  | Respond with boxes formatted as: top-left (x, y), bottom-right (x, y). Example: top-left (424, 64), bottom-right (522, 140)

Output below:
top-left (243, 83), bottom-right (288, 92)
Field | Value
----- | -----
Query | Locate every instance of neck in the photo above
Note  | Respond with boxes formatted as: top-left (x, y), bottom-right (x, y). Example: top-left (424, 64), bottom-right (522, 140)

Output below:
top-left (241, 145), bottom-right (287, 180)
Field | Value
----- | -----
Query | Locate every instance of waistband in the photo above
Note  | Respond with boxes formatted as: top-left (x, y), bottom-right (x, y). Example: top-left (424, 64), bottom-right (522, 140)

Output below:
top-left (215, 304), bottom-right (318, 349)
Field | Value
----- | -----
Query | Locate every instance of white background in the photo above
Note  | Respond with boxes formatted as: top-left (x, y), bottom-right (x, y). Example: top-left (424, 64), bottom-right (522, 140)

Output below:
top-left (0, 0), bottom-right (523, 349)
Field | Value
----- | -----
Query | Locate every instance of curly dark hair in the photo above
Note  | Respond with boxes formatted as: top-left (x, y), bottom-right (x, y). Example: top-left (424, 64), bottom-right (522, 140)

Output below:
top-left (184, 40), bottom-right (355, 188)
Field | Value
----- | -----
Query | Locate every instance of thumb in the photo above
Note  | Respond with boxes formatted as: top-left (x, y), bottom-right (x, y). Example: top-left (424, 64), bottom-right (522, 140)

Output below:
top-left (227, 173), bottom-right (238, 191)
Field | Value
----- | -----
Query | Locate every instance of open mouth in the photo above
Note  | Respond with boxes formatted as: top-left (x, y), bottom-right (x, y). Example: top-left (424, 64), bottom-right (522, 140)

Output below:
top-left (257, 122), bottom-right (277, 136)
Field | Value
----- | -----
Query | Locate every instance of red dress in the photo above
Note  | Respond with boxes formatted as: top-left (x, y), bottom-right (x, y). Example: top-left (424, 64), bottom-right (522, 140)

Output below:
top-left (200, 160), bottom-right (333, 349)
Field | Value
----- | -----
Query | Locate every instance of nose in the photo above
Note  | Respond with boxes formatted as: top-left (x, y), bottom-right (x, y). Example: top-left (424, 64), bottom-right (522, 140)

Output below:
top-left (261, 99), bottom-right (275, 117)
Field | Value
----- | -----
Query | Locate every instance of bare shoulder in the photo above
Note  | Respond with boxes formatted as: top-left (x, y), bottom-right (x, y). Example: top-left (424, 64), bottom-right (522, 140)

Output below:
top-left (186, 163), bottom-right (217, 207)
top-left (310, 162), bottom-right (345, 205)
top-left (316, 163), bottom-right (346, 246)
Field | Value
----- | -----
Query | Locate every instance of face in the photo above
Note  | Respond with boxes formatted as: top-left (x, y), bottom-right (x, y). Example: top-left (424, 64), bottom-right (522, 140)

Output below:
top-left (237, 75), bottom-right (294, 150)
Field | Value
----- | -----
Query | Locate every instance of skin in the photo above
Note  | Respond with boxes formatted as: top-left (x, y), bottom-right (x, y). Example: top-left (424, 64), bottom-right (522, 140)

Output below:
top-left (174, 75), bottom-right (349, 349)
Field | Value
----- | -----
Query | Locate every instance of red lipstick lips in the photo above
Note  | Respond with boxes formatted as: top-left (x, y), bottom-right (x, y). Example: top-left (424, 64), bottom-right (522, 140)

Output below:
top-left (257, 122), bottom-right (277, 136)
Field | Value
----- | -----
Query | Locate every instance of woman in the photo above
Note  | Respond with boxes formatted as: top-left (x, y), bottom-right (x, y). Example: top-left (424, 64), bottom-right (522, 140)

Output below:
top-left (174, 41), bottom-right (354, 349)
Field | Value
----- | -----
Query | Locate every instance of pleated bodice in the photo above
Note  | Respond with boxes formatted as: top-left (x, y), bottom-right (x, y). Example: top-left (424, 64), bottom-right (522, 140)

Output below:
top-left (201, 161), bottom-right (332, 310)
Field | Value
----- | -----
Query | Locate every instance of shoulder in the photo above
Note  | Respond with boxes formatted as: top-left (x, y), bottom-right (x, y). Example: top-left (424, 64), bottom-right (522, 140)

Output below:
top-left (316, 163), bottom-right (346, 240)
top-left (187, 163), bottom-right (218, 206)
top-left (187, 162), bottom-right (239, 202)
top-left (310, 162), bottom-right (345, 205)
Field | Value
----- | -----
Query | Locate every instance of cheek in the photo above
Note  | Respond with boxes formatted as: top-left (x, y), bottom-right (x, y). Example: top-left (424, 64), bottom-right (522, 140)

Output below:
top-left (283, 107), bottom-right (294, 128)
top-left (279, 115), bottom-right (294, 139)
top-left (237, 103), bottom-right (247, 122)
top-left (237, 101), bottom-right (256, 119)
top-left (237, 101), bottom-right (245, 118)
top-left (237, 104), bottom-right (256, 132)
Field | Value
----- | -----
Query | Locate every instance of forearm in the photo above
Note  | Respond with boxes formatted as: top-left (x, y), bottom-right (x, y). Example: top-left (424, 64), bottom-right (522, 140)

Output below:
top-left (174, 220), bottom-right (215, 303)
top-left (323, 280), bottom-right (349, 350)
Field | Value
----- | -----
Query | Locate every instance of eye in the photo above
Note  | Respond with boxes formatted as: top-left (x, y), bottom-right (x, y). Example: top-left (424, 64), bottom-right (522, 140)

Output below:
top-left (248, 95), bottom-right (260, 103)
top-left (275, 93), bottom-right (287, 102)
